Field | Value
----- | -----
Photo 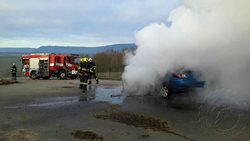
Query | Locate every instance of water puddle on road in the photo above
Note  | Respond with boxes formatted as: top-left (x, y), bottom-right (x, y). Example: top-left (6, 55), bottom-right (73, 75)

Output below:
top-left (30, 86), bottom-right (126, 107)
top-left (2, 97), bottom-right (79, 109)
top-left (28, 97), bottom-right (79, 107)
top-left (2, 86), bottom-right (127, 109)
top-left (93, 86), bottom-right (126, 104)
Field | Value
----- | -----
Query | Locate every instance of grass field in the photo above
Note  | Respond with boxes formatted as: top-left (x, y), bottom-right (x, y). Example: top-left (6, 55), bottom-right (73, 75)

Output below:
top-left (0, 55), bottom-right (22, 77)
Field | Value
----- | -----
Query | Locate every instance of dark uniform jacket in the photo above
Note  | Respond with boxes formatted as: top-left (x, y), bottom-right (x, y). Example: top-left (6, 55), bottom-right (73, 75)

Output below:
top-left (89, 61), bottom-right (96, 72)
top-left (79, 62), bottom-right (90, 73)
top-left (11, 65), bottom-right (17, 74)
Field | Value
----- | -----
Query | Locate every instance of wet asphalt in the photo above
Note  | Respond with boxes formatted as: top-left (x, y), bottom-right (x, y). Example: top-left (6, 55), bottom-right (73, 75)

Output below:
top-left (0, 78), bottom-right (249, 141)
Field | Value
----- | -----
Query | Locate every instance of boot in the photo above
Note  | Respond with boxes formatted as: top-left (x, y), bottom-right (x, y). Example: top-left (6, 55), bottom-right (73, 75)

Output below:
top-left (83, 85), bottom-right (87, 93)
top-left (79, 84), bottom-right (83, 89)
top-left (88, 85), bottom-right (92, 91)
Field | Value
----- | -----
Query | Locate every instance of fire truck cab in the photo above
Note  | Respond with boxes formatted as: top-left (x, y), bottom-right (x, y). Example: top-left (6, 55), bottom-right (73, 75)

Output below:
top-left (21, 53), bottom-right (79, 80)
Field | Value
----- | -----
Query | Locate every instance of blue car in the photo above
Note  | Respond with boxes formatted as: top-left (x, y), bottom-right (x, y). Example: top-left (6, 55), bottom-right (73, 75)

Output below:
top-left (161, 70), bottom-right (205, 98)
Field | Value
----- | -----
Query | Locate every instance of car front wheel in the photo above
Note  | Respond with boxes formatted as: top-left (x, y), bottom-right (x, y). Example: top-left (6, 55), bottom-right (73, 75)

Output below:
top-left (161, 86), bottom-right (169, 98)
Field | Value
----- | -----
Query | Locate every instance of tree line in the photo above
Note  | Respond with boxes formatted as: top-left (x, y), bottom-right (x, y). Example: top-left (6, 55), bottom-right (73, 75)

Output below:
top-left (92, 50), bottom-right (125, 73)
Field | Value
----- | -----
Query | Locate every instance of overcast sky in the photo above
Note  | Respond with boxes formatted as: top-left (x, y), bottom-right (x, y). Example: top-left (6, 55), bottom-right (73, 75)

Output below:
top-left (0, 0), bottom-right (180, 48)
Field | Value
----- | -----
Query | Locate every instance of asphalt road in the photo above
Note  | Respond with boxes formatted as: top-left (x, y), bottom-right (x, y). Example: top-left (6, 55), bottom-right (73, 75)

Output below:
top-left (0, 78), bottom-right (249, 141)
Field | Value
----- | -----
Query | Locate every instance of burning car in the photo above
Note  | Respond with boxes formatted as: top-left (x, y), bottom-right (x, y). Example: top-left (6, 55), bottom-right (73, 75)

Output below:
top-left (161, 69), bottom-right (205, 99)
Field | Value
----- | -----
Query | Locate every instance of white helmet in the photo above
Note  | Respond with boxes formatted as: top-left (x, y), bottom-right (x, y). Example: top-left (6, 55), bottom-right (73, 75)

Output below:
top-left (88, 58), bottom-right (92, 61)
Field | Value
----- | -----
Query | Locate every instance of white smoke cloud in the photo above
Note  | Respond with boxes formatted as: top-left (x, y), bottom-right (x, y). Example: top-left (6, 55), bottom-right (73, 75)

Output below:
top-left (122, 0), bottom-right (250, 107)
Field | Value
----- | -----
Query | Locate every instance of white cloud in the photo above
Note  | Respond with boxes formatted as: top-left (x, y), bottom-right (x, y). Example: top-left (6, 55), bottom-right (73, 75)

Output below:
top-left (0, 0), bottom-right (179, 47)
top-left (0, 0), bottom-right (17, 13)
top-left (116, 0), bottom-right (179, 24)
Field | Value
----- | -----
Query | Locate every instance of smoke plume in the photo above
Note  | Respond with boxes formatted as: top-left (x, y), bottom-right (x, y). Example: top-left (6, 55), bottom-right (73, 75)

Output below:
top-left (122, 0), bottom-right (250, 107)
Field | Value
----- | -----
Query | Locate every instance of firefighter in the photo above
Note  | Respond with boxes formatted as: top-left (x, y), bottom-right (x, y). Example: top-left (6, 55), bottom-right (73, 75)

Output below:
top-left (11, 63), bottom-right (17, 80)
top-left (78, 57), bottom-right (90, 93)
top-left (88, 58), bottom-right (99, 84)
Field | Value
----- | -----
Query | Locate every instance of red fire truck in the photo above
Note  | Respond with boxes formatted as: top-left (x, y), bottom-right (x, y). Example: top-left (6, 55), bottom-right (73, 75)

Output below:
top-left (21, 53), bottom-right (79, 79)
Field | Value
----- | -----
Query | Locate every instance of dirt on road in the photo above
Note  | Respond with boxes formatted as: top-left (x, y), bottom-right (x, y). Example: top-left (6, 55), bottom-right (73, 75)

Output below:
top-left (0, 79), bottom-right (19, 85)
top-left (0, 77), bottom-right (249, 141)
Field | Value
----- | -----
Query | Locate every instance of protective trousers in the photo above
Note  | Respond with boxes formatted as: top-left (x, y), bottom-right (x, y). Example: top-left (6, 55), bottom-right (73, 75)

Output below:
top-left (80, 73), bottom-right (89, 93)
top-left (11, 73), bottom-right (16, 80)
top-left (88, 72), bottom-right (99, 84)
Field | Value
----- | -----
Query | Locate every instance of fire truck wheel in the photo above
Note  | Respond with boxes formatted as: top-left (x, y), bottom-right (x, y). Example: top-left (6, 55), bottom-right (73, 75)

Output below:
top-left (30, 71), bottom-right (37, 80)
top-left (58, 70), bottom-right (67, 80)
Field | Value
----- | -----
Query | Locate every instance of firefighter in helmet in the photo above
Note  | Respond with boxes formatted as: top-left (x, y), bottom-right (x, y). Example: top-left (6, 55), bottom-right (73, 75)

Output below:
top-left (88, 58), bottom-right (99, 84)
top-left (78, 57), bottom-right (90, 93)
top-left (11, 63), bottom-right (17, 80)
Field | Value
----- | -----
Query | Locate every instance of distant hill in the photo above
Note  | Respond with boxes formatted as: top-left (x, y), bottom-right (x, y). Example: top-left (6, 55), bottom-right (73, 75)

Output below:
top-left (0, 48), bottom-right (36, 55)
top-left (0, 43), bottom-right (137, 55)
